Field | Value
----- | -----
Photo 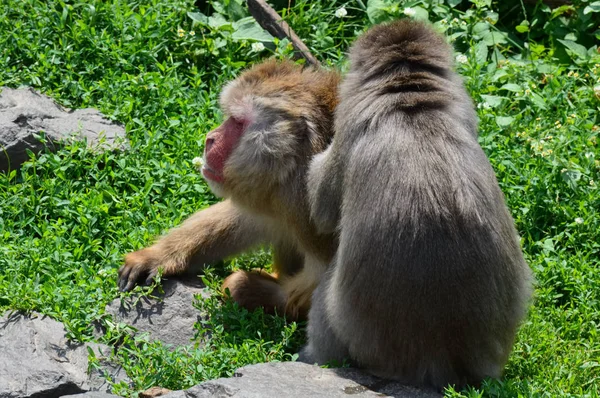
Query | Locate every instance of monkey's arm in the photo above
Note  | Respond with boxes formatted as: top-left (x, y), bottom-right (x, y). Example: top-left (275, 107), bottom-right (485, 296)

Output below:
top-left (307, 143), bottom-right (345, 234)
top-left (118, 199), bottom-right (268, 291)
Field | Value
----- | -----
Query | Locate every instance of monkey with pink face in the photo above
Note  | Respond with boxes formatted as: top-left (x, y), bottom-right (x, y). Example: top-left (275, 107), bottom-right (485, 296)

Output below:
top-left (119, 60), bottom-right (339, 320)
top-left (303, 20), bottom-right (533, 389)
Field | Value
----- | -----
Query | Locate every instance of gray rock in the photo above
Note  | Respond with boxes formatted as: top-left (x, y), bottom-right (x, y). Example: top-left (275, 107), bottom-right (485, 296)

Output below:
top-left (0, 86), bottom-right (127, 171)
top-left (104, 278), bottom-right (209, 347)
top-left (0, 312), bottom-right (126, 398)
top-left (163, 362), bottom-right (441, 398)
top-left (61, 393), bottom-right (120, 398)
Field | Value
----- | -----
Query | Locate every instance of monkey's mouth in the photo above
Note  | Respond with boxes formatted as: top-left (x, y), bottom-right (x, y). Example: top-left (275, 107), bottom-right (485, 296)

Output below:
top-left (201, 164), bottom-right (224, 183)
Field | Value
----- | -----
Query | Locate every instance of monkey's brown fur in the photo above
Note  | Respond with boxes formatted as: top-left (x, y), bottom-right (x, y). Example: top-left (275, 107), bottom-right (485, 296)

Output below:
top-left (221, 269), bottom-right (287, 315)
top-left (119, 60), bottom-right (339, 319)
top-left (303, 20), bottom-right (533, 390)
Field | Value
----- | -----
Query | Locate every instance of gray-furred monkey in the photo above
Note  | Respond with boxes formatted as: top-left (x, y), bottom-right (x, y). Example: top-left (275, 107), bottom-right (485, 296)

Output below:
top-left (302, 20), bottom-right (533, 389)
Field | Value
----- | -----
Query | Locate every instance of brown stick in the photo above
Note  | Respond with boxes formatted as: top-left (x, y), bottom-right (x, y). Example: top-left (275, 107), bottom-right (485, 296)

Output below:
top-left (246, 0), bottom-right (320, 66)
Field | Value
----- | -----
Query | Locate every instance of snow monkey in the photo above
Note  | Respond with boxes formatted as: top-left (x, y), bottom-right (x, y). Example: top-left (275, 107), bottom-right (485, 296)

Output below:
top-left (302, 20), bottom-right (533, 389)
top-left (118, 59), bottom-right (340, 320)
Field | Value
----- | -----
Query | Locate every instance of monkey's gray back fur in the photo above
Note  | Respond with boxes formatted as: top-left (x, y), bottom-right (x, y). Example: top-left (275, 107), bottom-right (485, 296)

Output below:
top-left (303, 20), bottom-right (533, 389)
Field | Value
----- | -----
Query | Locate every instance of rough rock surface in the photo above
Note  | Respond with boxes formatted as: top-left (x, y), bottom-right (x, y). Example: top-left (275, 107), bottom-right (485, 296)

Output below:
top-left (0, 86), bottom-right (127, 171)
top-left (105, 278), bottom-right (209, 347)
top-left (0, 312), bottom-right (126, 398)
top-left (163, 362), bottom-right (441, 398)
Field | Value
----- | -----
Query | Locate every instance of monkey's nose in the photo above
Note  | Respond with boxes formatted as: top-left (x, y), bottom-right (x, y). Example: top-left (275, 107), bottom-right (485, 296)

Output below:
top-left (205, 137), bottom-right (214, 153)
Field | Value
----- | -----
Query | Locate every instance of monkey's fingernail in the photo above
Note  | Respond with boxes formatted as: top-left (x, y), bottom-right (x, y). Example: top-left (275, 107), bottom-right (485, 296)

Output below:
top-left (144, 274), bottom-right (156, 286)
top-left (124, 280), bottom-right (135, 292)
top-left (118, 269), bottom-right (131, 288)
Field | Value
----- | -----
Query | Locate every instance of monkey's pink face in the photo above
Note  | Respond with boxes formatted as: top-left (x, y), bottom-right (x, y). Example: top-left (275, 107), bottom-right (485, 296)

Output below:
top-left (202, 116), bottom-right (249, 185)
top-left (201, 89), bottom-right (306, 201)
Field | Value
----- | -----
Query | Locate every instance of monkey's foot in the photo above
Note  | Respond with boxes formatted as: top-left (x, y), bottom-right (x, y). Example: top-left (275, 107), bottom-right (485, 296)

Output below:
top-left (222, 270), bottom-right (296, 319)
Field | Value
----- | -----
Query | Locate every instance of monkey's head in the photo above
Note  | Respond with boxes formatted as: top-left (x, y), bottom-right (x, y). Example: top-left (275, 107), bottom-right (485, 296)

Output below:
top-left (201, 60), bottom-right (339, 207)
top-left (348, 19), bottom-right (453, 77)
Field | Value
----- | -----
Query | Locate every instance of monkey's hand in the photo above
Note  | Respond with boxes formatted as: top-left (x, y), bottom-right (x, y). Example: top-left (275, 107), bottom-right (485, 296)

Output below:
top-left (118, 245), bottom-right (184, 291)
top-left (118, 200), bottom-right (269, 292)
top-left (307, 148), bottom-right (342, 234)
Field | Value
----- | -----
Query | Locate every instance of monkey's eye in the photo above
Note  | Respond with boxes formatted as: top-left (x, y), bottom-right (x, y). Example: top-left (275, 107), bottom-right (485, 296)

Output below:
top-left (230, 116), bottom-right (251, 131)
top-left (223, 116), bottom-right (247, 138)
top-left (231, 117), bottom-right (244, 127)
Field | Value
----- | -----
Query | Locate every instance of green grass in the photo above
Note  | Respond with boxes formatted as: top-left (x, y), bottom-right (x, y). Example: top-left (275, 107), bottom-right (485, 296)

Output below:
top-left (1, 0), bottom-right (599, 396)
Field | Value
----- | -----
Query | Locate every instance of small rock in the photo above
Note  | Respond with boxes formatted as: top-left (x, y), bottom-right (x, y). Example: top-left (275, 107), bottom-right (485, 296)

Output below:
top-left (0, 86), bottom-right (127, 171)
top-left (162, 362), bottom-right (441, 398)
top-left (140, 386), bottom-right (172, 397)
top-left (0, 312), bottom-right (127, 398)
top-left (104, 278), bottom-right (209, 347)
top-left (62, 393), bottom-right (120, 398)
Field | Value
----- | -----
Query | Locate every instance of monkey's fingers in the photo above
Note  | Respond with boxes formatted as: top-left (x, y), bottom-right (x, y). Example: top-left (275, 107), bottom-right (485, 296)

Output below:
top-left (118, 249), bottom-right (161, 291)
top-left (144, 269), bottom-right (159, 286)
top-left (118, 261), bottom-right (151, 292)
top-left (117, 264), bottom-right (130, 291)
top-left (118, 264), bottom-right (142, 292)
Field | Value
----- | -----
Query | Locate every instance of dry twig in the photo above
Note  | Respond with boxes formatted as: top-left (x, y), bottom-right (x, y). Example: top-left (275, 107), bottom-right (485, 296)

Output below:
top-left (246, 0), bottom-right (320, 66)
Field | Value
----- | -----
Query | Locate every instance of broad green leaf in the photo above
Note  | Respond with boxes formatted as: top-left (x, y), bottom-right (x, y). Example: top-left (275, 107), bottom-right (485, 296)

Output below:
top-left (470, 0), bottom-right (491, 8)
top-left (537, 63), bottom-right (554, 74)
top-left (530, 43), bottom-right (546, 56)
top-left (496, 116), bottom-right (514, 127)
top-left (187, 11), bottom-right (208, 25)
top-left (561, 169), bottom-right (582, 189)
top-left (564, 32), bottom-right (577, 41)
top-left (480, 94), bottom-right (504, 108)
top-left (501, 83), bottom-right (523, 92)
top-left (551, 4), bottom-right (575, 18)
top-left (584, 1), bottom-right (600, 14)
top-left (232, 17), bottom-right (274, 42)
top-left (367, 0), bottom-right (393, 24)
top-left (529, 92), bottom-right (547, 110)
top-left (541, 238), bottom-right (555, 253)
top-left (474, 41), bottom-right (488, 64)
top-left (214, 38), bottom-right (227, 49)
top-left (448, 0), bottom-right (463, 6)
top-left (480, 30), bottom-right (507, 46)
top-left (491, 68), bottom-right (509, 82)
top-left (473, 22), bottom-right (507, 46)
top-left (211, 1), bottom-right (226, 14)
top-left (448, 31), bottom-right (466, 42)
top-left (557, 39), bottom-right (588, 60)
top-left (516, 20), bottom-right (529, 33)
top-left (227, 0), bottom-right (246, 21)
top-left (411, 6), bottom-right (429, 21)
top-left (208, 14), bottom-right (232, 30)
top-left (473, 22), bottom-right (490, 36)
top-left (486, 11), bottom-right (499, 24)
